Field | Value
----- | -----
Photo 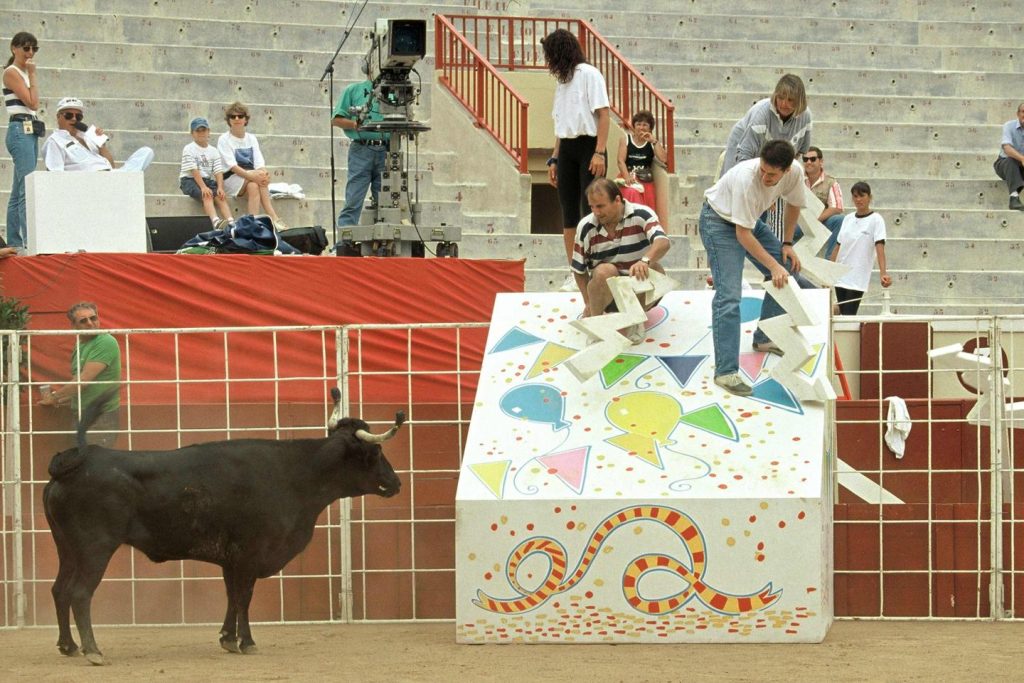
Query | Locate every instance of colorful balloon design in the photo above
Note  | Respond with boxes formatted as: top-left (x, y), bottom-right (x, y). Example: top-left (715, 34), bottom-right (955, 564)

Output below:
top-left (499, 384), bottom-right (570, 431)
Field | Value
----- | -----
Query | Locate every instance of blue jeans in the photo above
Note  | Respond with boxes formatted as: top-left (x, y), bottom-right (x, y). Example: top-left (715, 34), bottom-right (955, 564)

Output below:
top-left (5, 122), bottom-right (39, 249)
top-left (794, 212), bottom-right (844, 259)
top-left (338, 142), bottom-right (386, 227)
top-left (699, 202), bottom-right (794, 377)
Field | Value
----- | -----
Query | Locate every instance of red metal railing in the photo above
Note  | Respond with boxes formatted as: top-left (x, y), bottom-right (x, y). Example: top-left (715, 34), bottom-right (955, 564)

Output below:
top-left (436, 15), bottom-right (675, 173)
top-left (435, 14), bottom-right (530, 173)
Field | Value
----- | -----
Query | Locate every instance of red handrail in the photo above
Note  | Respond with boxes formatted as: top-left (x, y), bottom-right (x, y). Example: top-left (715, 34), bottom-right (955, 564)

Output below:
top-left (436, 15), bottom-right (675, 173)
top-left (435, 14), bottom-right (530, 173)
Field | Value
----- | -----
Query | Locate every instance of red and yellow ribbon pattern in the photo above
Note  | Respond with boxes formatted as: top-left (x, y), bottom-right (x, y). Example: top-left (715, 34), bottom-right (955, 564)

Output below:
top-left (474, 505), bottom-right (781, 616)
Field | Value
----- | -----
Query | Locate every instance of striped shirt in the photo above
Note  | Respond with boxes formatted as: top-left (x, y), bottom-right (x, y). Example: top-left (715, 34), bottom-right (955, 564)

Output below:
top-left (571, 201), bottom-right (667, 275)
top-left (179, 140), bottom-right (225, 179)
top-left (2, 65), bottom-right (34, 117)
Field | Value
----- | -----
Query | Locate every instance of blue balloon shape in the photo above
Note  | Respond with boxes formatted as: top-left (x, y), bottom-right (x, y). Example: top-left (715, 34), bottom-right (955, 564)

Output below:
top-left (499, 384), bottom-right (570, 431)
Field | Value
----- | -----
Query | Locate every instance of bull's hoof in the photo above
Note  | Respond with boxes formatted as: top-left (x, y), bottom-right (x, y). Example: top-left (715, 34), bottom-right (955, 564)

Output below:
top-left (240, 642), bottom-right (258, 655)
top-left (84, 651), bottom-right (105, 666)
top-left (219, 636), bottom-right (241, 654)
top-left (57, 641), bottom-right (80, 657)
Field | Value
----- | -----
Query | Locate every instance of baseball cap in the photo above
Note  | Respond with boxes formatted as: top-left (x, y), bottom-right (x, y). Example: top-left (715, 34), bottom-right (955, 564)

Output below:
top-left (189, 117), bottom-right (210, 132)
top-left (56, 97), bottom-right (85, 113)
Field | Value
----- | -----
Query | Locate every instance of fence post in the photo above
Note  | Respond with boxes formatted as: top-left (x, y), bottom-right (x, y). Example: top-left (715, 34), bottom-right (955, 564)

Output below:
top-left (3, 331), bottom-right (25, 626)
top-left (988, 319), bottom-right (1006, 619)
top-left (337, 327), bottom-right (354, 623)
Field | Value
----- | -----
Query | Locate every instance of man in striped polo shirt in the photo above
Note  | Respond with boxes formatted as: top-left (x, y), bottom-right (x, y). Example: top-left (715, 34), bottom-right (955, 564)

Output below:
top-left (570, 178), bottom-right (671, 340)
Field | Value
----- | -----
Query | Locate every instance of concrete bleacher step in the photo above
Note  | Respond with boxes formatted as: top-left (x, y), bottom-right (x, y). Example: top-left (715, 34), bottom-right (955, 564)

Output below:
top-left (668, 90), bottom-right (1023, 126)
top-left (457, 233), bottom-right (701, 267)
top-left (543, 0), bottom-right (1024, 22)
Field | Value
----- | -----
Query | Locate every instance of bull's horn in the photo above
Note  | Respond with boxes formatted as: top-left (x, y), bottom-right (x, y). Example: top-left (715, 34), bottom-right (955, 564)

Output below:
top-left (355, 412), bottom-right (405, 443)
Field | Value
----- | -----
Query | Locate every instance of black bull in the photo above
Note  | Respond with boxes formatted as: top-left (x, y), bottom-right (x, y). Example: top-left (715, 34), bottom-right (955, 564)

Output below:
top-left (43, 389), bottom-right (403, 665)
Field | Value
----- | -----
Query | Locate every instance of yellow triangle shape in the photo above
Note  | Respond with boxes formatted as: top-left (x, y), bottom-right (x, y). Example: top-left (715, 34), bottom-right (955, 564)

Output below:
top-left (469, 461), bottom-right (511, 499)
top-left (606, 433), bottom-right (662, 468)
top-left (526, 342), bottom-right (578, 379)
top-left (801, 344), bottom-right (824, 376)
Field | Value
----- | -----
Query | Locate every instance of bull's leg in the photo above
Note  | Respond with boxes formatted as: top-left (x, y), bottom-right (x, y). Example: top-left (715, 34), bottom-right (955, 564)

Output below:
top-left (68, 545), bottom-right (118, 666)
top-left (229, 572), bottom-right (259, 654)
top-left (50, 542), bottom-right (80, 656)
top-left (218, 568), bottom-right (240, 653)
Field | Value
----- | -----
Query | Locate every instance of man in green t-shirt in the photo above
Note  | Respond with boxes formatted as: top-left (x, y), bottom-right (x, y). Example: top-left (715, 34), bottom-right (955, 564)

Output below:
top-left (331, 79), bottom-right (391, 233)
top-left (39, 302), bottom-right (122, 446)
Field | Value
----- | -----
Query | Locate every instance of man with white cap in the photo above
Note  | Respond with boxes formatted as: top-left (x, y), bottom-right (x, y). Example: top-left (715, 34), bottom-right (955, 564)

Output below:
top-left (42, 97), bottom-right (153, 172)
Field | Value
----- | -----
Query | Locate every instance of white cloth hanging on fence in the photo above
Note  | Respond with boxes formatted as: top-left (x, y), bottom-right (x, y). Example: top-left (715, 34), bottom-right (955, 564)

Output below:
top-left (884, 395), bottom-right (911, 459)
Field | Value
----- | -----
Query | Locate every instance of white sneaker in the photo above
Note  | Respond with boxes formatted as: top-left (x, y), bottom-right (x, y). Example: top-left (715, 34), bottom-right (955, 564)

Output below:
top-left (714, 373), bottom-right (752, 396)
top-left (558, 274), bottom-right (578, 292)
top-left (753, 340), bottom-right (784, 357)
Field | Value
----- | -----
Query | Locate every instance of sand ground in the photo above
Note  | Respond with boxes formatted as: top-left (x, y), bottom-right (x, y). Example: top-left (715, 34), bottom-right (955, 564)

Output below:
top-left (0, 620), bottom-right (1021, 682)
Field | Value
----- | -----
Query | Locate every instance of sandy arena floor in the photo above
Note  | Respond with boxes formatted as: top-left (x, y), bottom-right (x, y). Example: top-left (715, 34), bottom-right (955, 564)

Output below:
top-left (0, 621), bottom-right (1021, 682)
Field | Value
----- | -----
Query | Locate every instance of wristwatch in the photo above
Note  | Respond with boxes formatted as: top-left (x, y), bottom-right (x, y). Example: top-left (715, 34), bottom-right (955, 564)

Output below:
top-left (641, 256), bottom-right (651, 264)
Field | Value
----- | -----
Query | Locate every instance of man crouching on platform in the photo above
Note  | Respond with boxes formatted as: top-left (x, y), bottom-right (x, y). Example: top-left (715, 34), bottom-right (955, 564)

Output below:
top-left (571, 178), bottom-right (670, 343)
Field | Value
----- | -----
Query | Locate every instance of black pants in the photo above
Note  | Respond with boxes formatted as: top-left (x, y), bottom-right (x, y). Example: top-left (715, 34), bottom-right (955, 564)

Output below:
top-left (835, 286), bottom-right (863, 315)
top-left (556, 135), bottom-right (598, 228)
top-left (994, 156), bottom-right (1024, 194)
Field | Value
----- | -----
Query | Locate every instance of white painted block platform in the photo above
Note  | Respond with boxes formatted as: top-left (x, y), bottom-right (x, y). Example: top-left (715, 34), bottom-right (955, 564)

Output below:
top-left (456, 290), bottom-right (834, 643)
top-left (26, 171), bottom-right (148, 254)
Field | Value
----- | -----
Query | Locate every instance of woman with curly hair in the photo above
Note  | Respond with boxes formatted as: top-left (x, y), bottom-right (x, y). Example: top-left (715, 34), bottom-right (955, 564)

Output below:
top-left (542, 28), bottom-right (610, 290)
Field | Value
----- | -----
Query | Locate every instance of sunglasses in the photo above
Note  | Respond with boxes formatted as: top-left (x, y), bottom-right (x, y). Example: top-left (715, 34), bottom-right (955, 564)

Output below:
top-left (802, 156), bottom-right (819, 162)
top-left (61, 112), bottom-right (84, 121)
top-left (228, 114), bottom-right (248, 120)
top-left (75, 315), bottom-right (98, 324)
top-left (21, 45), bottom-right (40, 53)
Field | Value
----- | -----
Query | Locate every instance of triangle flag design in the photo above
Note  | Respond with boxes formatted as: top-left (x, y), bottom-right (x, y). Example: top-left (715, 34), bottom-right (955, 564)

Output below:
top-left (739, 351), bottom-right (768, 382)
top-left (751, 378), bottom-right (804, 414)
top-left (605, 433), bottom-right (664, 468)
top-left (679, 404), bottom-right (739, 442)
top-left (801, 343), bottom-right (825, 377)
top-left (489, 327), bottom-right (543, 354)
top-left (600, 353), bottom-right (648, 387)
top-left (526, 342), bottom-right (578, 379)
top-left (658, 355), bottom-right (709, 388)
top-left (537, 447), bottom-right (590, 494)
top-left (469, 461), bottom-right (511, 499)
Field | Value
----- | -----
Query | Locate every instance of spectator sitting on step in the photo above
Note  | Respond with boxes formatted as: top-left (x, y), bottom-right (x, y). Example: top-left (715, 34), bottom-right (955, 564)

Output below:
top-left (571, 178), bottom-right (670, 344)
top-left (217, 101), bottom-right (287, 229)
top-left (830, 182), bottom-right (891, 315)
top-left (800, 146), bottom-right (844, 256)
top-left (615, 110), bottom-right (667, 213)
top-left (179, 117), bottom-right (233, 229)
top-left (994, 102), bottom-right (1024, 211)
top-left (42, 97), bottom-right (153, 173)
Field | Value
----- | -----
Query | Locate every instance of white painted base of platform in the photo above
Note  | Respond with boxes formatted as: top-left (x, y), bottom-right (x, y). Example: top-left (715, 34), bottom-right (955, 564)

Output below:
top-left (455, 290), bottom-right (834, 643)
top-left (26, 171), bottom-right (147, 254)
top-left (457, 497), bottom-right (831, 643)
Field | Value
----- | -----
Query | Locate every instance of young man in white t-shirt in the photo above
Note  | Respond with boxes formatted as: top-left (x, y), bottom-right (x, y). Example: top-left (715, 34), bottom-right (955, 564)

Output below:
top-left (831, 182), bottom-right (891, 315)
top-left (699, 139), bottom-right (806, 396)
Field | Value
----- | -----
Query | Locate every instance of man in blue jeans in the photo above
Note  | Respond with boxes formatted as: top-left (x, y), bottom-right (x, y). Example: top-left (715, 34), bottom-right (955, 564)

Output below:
top-left (332, 79), bottom-right (389, 252)
top-left (700, 139), bottom-right (806, 396)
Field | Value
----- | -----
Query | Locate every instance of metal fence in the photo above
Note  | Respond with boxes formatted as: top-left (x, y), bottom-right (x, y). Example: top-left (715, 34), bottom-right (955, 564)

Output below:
top-left (2, 316), bottom-right (1022, 627)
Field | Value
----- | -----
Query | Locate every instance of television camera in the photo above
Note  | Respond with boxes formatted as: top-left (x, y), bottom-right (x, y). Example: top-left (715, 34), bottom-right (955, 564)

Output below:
top-left (341, 18), bottom-right (460, 257)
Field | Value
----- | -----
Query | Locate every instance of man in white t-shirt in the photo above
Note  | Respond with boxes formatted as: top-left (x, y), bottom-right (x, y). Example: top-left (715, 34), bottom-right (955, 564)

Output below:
top-left (42, 97), bottom-right (153, 173)
top-left (831, 181), bottom-right (891, 315)
top-left (699, 139), bottom-right (806, 396)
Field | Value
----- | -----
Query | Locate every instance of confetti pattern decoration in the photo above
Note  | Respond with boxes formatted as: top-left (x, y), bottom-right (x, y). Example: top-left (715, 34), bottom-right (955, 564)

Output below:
top-left (473, 505), bottom-right (781, 616)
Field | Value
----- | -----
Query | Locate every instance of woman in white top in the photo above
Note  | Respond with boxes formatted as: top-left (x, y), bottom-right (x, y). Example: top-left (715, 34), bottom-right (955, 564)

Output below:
top-left (542, 29), bottom-right (610, 275)
top-left (217, 101), bottom-right (286, 228)
top-left (3, 32), bottom-right (41, 250)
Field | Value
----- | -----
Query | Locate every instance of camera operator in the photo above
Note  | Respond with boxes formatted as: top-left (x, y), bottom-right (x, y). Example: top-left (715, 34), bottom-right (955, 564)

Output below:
top-left (332, 76), bottom-right (390, 231)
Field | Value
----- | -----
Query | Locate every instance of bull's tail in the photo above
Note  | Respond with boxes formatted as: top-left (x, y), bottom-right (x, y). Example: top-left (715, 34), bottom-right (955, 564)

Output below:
top-left (47, 389), bottom-right (119, 479)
